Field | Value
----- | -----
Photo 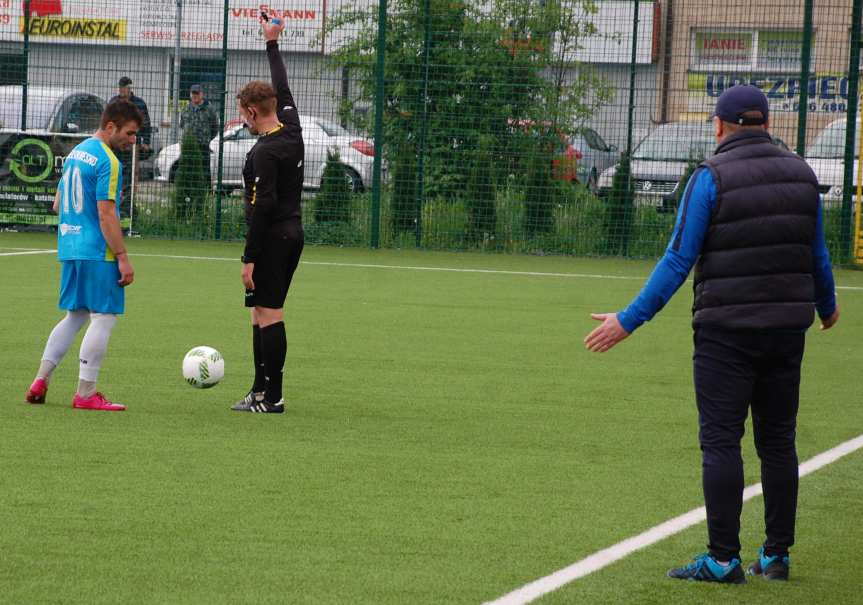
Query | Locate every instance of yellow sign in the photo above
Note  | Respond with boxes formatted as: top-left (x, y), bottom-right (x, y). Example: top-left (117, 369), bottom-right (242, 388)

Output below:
top-left (19, 17), bottom-right (127, 41)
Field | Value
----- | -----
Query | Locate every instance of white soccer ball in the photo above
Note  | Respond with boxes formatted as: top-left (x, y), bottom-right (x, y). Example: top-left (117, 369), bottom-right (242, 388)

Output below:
top-left (183, 346), bottom-right (225, 389)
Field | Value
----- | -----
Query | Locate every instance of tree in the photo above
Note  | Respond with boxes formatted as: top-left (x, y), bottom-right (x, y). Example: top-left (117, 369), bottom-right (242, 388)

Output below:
top-left (321, 0), bottom-right (612, 238)
top-left (464, 136), bottom-right (496, 243)
top-left (603, 152), bottom-right (635, 255)
top-left (315, 149), bottom-right (353, 224)
top-left (173, 132), bottom-right (209, 223)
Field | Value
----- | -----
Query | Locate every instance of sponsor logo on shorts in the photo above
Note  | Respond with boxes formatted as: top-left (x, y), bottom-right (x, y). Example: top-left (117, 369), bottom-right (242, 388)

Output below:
top-left (59, 223), bottom-right (82, 235)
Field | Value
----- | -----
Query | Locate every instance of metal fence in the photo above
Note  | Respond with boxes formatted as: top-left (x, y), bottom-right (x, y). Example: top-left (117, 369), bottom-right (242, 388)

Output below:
top-left (1, 0), bottom-right (861, 261)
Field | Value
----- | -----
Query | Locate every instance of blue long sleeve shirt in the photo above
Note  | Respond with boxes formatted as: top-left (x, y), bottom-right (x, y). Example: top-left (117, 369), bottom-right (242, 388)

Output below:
top-left (617, 167), bottom-right (837, 334)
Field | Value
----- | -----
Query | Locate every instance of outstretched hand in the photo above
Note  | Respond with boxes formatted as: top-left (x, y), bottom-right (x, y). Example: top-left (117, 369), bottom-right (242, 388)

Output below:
top-left (820, 305), bottom-right (840, 330)
top-left (261, 14), bottom-right (285, 42)
top-left (584, 313), bottom-right (630, 353)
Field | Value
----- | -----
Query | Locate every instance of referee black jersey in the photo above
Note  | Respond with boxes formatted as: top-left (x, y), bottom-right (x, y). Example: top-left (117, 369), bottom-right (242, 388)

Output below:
top-left (242, 40), bottom-right (305, 264)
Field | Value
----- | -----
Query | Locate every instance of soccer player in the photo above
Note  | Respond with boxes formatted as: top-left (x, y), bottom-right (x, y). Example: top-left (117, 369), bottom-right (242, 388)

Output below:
top-left (231, 15), bottom-right (305, 413)
top-left (25, 99), bottom-right (144, 411)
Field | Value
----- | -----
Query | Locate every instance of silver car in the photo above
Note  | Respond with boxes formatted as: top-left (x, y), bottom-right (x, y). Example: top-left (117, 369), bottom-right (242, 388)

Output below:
top-left (598, 122), bottom-right (788, 209)
top-left (570, 127), bottom-right (619, 192)
top-left (805, 118), bottom-right (860, 208)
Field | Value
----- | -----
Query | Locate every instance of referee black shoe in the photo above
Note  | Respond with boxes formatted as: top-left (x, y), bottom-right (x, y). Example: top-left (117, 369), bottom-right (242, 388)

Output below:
top-left (231, 391), bottom-right (284, 413)
top-left (231, 390), bottom-right (264, 411)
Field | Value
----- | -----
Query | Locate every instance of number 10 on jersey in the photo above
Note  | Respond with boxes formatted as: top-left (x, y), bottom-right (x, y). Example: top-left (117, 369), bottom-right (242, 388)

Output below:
top-left (61, 166), bottom-right (84, 215)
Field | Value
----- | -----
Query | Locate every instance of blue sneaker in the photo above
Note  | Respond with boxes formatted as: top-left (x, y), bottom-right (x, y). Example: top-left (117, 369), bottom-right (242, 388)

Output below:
top-left (748, 547), bottom-right (790, 581)
top-left (667, 553), bottom-right (746, 584)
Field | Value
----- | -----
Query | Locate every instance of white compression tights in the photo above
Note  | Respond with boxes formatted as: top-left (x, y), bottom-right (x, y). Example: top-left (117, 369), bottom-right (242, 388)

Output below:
top-left (78, 313), bottom-right (118, 382)
top-left (41, 311), bottom-right (118, 383)
top-left (42, 310), bottom-right (89, 368)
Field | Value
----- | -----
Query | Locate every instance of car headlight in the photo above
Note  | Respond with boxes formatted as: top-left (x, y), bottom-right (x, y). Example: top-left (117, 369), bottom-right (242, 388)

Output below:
top-left (597, 167), bottom-right (616, 189)
top-left (826, 185), bottom-right (842, 199)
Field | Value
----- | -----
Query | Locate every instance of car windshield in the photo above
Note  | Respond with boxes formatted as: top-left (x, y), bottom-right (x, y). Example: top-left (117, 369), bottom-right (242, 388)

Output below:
top-left (633, 124), bottom-right (716, 161)
top-left (806, 119), bottom-right (860, 159)
top-left (316, 118), bottom-right (350, 137)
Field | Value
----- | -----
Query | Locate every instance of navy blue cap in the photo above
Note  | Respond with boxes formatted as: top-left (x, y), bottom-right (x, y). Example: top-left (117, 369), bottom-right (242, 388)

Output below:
top-left (713, 84), bottom-right (769, 125)
top-left (190, 84), bottom-right (203, 93)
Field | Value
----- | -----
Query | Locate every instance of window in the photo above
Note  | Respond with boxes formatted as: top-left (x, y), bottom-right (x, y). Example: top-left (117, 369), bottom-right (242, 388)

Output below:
top-left (806, 119), bottom-right (860, 159)
top-left (691, 30), bottom-right (812, 73)
top-left (692, 31), bottom-right (754, 71)
top-left (0, 52), bottom-right (25, 86)
top-left (176, 56), bottom-right (225, 115)
top-left (582, 128), bottom-right (608, 151)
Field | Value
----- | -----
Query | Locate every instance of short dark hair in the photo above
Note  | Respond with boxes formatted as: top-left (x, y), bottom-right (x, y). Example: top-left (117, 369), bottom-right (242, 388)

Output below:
top-left (101, 99), bottom-right (144, 130)
top-left (118, 76), bottom-right (133, 87)
top-left (722, 110), bottom-right (767, 133)
top-left (236, 81), bottom-right (277, 116)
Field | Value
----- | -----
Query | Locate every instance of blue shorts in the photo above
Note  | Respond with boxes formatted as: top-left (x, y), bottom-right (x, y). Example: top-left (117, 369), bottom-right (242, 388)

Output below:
top-left (59, 260), bottom-right (125, 315)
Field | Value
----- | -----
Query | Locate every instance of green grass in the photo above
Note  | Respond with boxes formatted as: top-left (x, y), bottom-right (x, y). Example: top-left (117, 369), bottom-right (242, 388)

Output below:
top-left (1, 232), bottom-right (861, 604)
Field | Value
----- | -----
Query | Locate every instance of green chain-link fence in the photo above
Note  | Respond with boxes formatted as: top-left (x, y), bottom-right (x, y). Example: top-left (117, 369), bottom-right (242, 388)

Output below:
top-left (1, 0), bottom-right (861, 260)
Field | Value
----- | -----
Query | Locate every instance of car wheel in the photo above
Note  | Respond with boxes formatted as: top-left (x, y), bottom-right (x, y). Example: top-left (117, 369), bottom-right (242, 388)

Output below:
top-left (588, 169), bottom-right (599, 194)
top-left (168, 162), bottom-right (179, 184)
top-left (343, 166), bottom-right (363, 193)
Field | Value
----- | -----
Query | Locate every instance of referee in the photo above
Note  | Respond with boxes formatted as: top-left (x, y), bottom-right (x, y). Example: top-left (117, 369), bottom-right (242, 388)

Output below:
top-left (231, 15), bottom-right (304, 414)
top-left (584, 85), bottom-right (839, 583)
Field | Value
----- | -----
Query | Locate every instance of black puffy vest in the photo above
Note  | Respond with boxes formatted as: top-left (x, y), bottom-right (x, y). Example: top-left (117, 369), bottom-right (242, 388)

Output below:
top-left (693, 130), bottom-right (818, 331)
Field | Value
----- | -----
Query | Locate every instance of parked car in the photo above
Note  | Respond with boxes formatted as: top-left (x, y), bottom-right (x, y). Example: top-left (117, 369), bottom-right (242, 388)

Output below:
top-left (0, 85), bottom-right (105, 135)
top-left (507, 119), bottom-right (580, 183)
top-left (805, 117), bottom-right (860, 208)
top-left (155, 115), bottom-right (376, 192)
top-left (597, 122), bottom-right (788, 209)
top-left (0, 86), bottom-right (106, 218)
top-left (569, 127), bottom-right (619, 192)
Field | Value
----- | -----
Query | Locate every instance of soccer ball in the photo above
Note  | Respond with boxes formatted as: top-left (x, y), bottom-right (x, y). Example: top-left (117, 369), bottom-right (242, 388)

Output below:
top-left (183, 346), bottom-right (225, 388)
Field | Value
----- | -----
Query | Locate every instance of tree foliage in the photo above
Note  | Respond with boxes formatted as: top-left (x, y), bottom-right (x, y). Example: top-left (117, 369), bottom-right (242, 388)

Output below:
top-left (322, 0), bottom-right (613, 238)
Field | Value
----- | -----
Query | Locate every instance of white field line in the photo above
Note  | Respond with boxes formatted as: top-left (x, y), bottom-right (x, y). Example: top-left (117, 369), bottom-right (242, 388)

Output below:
top-left (484, 433), bottom-right (863, 605)
top-left (4, 248), bottom-right (863, 291)
top-left (0, 249), bottom-right (54, 257)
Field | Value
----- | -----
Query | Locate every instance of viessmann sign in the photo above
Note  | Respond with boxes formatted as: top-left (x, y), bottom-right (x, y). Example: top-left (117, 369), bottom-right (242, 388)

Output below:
top-left (1, 0), bottom-right (323, 52)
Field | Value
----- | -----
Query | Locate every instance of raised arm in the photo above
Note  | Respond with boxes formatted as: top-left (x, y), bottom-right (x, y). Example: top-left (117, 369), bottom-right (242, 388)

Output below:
top-left (261, 16), bottom-right (296, 111)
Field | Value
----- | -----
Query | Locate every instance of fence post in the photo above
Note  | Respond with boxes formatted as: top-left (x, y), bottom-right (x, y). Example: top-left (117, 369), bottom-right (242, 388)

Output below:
top-left (172, 0), bottom-right (184, 146)
top-left (21, 0), bottom-right (30, 130)
top-left (214, 0), bottom-right (230, 240)
top-left (622, 0), bottom-right (640, 257)
top-left (415, 0), bottom-right (432, 248)
top-left (370, 0), bottom-right (388, 249)
top-left (841, 0), bottom-right (863, 262)
top-left (796, 0), bottom-right (814, 156)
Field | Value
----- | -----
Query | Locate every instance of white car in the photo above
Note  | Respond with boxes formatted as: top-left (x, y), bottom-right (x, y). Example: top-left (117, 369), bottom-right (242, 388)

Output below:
top-left (155, 115), bottom-right (375, 192)
top-left (805, 118), bottom-right (860, 208)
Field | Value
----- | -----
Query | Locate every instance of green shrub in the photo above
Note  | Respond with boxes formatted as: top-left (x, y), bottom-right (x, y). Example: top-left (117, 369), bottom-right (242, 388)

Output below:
top-left (172, 132), bottom-right (210, 223)
top-left (315, 149), bottom-right (353, 224)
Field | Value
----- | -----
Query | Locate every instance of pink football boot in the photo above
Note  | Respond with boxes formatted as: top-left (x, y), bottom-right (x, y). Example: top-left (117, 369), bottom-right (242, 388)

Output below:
top-left (25, 378), bottom-right (48, 404)
top-left (72, 392), bottom-right (126, 412)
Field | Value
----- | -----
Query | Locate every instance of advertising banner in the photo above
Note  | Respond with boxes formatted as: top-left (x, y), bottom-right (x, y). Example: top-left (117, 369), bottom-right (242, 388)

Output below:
top-left (0, 0), bottom-right (324, 52)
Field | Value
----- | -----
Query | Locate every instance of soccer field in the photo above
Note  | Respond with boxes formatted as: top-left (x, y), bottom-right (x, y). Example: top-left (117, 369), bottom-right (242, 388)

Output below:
top-left (1, 231), bottom-right (861, 604)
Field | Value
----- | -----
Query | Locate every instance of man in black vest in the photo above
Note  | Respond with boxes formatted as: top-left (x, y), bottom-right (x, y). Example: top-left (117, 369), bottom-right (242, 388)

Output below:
top-left (584, 85), bottom-right (839, 583)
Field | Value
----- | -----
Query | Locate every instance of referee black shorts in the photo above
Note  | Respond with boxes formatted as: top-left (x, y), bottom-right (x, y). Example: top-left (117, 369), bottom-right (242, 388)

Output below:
top-left (244, 220), bottom-right (304, 309)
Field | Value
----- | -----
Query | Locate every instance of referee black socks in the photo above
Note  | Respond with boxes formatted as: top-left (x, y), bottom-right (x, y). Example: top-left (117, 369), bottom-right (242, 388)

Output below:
top-left (252, 324), bottom-right (266, 392)
top-left (260, 321), bottom-right (286, 403)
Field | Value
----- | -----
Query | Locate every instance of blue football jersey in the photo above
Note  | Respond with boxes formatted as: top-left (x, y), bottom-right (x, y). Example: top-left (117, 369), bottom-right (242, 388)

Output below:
top-left (57, 138), bottom-right (123, 262)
